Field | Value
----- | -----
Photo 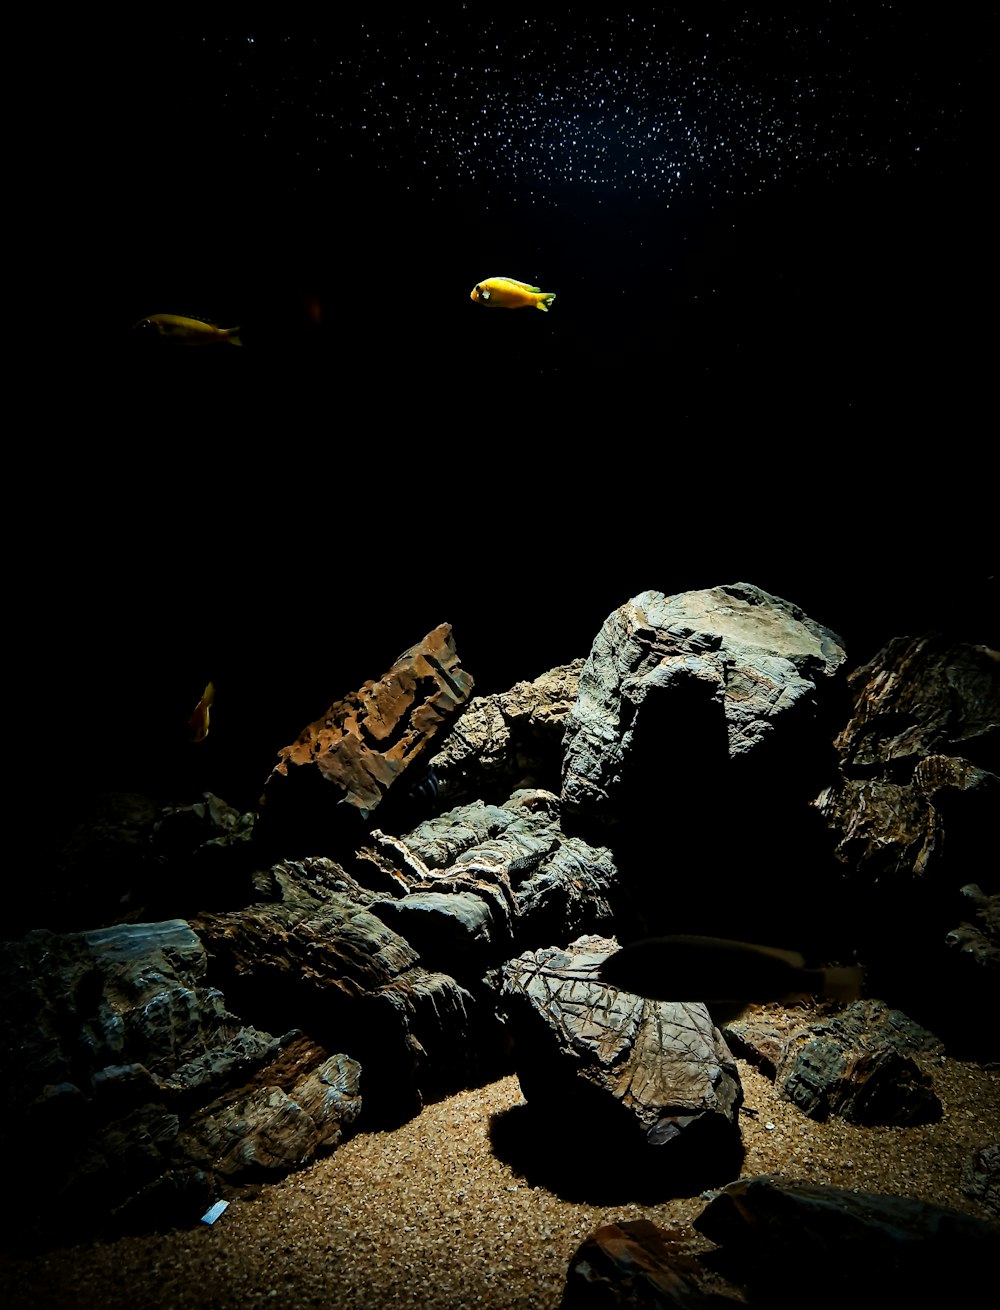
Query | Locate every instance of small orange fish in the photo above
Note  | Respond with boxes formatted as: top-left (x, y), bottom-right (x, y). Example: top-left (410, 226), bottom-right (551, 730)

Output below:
top-left (470, 277), bottom-right (556, 311)
top-left (133, 314), bottom-right (242, 346)
top-left (188, 682), bottom-right (215, 743)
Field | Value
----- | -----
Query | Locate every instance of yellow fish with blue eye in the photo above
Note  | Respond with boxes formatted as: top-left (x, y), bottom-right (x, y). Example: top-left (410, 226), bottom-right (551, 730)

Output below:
top-left (470, 277), bottom-right (556, 312)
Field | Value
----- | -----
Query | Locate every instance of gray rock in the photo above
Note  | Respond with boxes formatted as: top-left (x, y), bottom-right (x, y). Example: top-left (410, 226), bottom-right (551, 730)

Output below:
top-left (961, 1141), bottom-right (999, 1219)
top-left (177, 1052), bottom-right (361, 1180)
top-left (190, 863), bottom-right (492, 1124)
top-left (812, 634), bottom-right (1000, 1055)
top-left (694, 1174), bottom-right (1000, 1304)
top-left (725, 999), bottom-right (943, 1125)
top-left (361, 794), bottom-right (617, 976)
top-left (561, 584), bottom-right (846, 830)
top-left (428, 660), bottom-right (585, 807)
top-left (0, 919), bottom-right (289, 1234)
top-left (501, 938), bottom-right (743, 1183)
top-left (813, 634), bottom-right (998, 882)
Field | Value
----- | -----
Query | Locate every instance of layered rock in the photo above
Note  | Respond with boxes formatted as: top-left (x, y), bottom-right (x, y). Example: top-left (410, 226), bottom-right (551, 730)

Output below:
top-left (0, 920), bottom-right (359, 1236)
top-left (725, 999), bottom-right (944, 1125)
top-left (359, 792), bottom-right (617, 978)
top-left (813, 635), bottom-right (999, 1051)
top-left (257, 623), bottom-right (474, 852)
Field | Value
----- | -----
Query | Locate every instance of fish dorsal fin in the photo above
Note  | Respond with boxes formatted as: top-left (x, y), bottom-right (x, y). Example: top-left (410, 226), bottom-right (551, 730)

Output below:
top-left (500, 277), bottom-right (542, 291)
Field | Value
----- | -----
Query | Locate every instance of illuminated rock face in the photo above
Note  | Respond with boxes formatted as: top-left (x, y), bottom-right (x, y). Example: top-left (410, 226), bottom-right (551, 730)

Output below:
top-left (501, 936), bottom-right (744, 1186)
top-left (561, 582), bottom-right (847, 831)
top-left (258, 622), bottom-right (474, 849)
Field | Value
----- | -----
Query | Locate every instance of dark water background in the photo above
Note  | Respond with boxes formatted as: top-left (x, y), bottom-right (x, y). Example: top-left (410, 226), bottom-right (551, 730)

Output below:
top-left (44, 14), bottom-right (994, 813)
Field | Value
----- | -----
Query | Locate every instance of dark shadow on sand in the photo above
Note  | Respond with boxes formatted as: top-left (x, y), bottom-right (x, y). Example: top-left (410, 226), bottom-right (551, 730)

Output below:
top-left (488, 1098), bottom-right (745, 1206)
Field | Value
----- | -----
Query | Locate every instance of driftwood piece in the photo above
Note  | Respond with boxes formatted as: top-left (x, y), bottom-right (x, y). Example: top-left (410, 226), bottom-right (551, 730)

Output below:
top-left (501, 937), bottom-right (743, 1185)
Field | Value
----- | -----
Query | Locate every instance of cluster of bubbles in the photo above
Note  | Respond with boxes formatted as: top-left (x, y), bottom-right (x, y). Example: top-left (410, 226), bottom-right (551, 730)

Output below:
top-left (215, 14), bottom-right (953, 208)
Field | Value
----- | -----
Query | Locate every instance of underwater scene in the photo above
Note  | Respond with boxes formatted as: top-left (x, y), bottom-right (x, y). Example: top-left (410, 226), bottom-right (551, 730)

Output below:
top-left (110, 14), bottom-right (989, 427)
top-left (8, 16), bottom-right (998, 1309)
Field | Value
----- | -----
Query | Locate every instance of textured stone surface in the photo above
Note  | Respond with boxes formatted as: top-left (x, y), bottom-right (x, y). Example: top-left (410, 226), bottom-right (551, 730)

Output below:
top-left (427, 659), bottom-right (584, 809)
top-left (812, 634), bottom-right (999, 1054)
top-left (561, 583), bottom-right (846, 830)
top-left (362, 792), bottom-right (617, 976)
top-left (178, 1051), bottom-right (361, 1180)
top-left (725, 999), bottom-right (943, 1125)
top-left (190, 861), bottom-right (491, 1124)
top-left (814, 635), bottom-right (999, 884)
top-left (501, 937), bottom-right (743, 1183)
top-left (947, 883), bottom-right (1000, 969)
top-left (562, 1219), bottom-right (741, 1307)
top-left (694, 1174), bottom-right (1000, 1303)
top-left (258, 623), bottom-right (474, 850)
top-left (0, 920), bottom-right (297, 1234)
top-left (961, 1141), bottom-right (1000, 1219)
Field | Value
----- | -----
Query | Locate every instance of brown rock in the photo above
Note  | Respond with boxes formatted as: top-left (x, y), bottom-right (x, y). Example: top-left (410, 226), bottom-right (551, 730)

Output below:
top-left (562, 1219), bottom-right (745, 1307)
top-left (258, 623), bottom-right (474, 851)
top-left (694, 1173), bottom-right (1000, 1304)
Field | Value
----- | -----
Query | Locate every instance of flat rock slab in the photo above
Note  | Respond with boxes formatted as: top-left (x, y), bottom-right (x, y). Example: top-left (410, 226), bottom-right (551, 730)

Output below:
top-left (501, 938), bottom-right (743, 1183)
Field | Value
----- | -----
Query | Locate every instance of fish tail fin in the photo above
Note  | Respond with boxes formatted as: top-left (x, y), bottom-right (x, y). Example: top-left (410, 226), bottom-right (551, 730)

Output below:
top-left (537, 294), bottom-right (556, 311)
top-left (820, 965), bottom-right (865, 1002)
top-left (226, 328), bottom-right (243, 347)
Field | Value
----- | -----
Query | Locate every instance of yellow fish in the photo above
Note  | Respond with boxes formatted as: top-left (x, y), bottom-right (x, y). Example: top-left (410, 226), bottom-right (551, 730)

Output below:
top-left (133, 314), bottom-right (242, 346)
top-left (470, 277), bottom-right (556, 312)
top-left (188, 682), bottom-right (215, 743)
